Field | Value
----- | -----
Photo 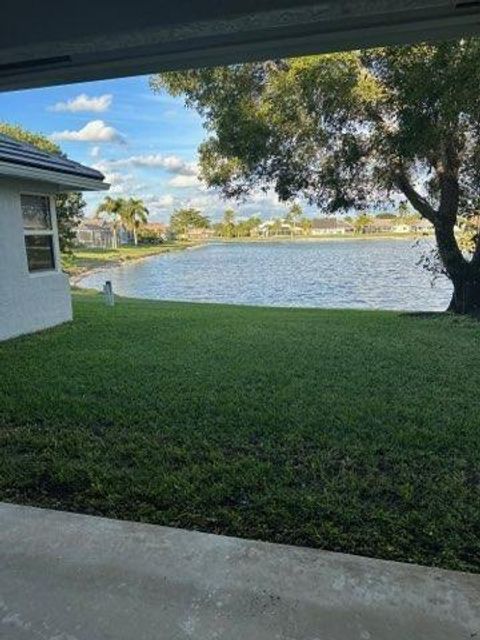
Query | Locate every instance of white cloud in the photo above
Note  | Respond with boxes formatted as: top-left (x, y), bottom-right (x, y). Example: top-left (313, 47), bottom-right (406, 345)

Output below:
top-left (91, 160), bottom-right (110, 173)
top-left (51, 120), bottom-right (125, 144)
top-left (90, 145), bottom-right (100, 158)
top-left (111, 154), bottom-right (197, 176)
top-left (144, 194), bottom-right (175, 209)
top-left (105, 172), bottom-right (135, 194)
top-left (49, 93), bottom-right (113, 113)
top-left (168, 174), bottom-right (200, 188)
top-left (91, 161), bottom-right (134, 193)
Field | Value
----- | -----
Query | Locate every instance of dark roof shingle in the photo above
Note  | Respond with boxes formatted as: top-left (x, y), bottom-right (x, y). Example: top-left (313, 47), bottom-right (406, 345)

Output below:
top-left (0, 133), bottom-right (105, 182)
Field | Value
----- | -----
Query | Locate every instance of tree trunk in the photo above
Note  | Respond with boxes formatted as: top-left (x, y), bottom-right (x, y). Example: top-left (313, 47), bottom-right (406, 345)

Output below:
top-left (133, 227), bottom-right (138, 246)
top-left (448, 274), bottom-right (480, 315)
top-left (432, 221), bottom-right (478, 314)
top-left (394, 152), bottom-right (480, 314)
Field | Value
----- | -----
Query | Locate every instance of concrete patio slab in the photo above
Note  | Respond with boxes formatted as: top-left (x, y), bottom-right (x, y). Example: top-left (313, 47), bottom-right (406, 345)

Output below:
top-left (0, 502), bottom-right (479, 640)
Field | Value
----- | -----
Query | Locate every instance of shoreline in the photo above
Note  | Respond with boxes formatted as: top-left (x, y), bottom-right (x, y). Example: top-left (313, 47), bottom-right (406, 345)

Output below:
top-left (71, 235), bottom-right (449, 313)
top-left (204, 233), bottom-right (434, 244)
top-left (67, 242), bottom-right (202, 286)
top-left (70, 234), bottom-right (434, 287)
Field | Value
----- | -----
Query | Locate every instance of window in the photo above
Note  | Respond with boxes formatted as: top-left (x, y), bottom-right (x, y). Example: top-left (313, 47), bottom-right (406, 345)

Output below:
top-left (21, 195), bottom-right (56, 272)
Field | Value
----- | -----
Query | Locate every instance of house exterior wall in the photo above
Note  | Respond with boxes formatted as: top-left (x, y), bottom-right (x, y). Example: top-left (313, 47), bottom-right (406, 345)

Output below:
top-left (0, 177), bottom-right (72, 341)
top-left (311, 227), bottom-right (346, 235)
top-left (393, 224), bottom-right (412, 234)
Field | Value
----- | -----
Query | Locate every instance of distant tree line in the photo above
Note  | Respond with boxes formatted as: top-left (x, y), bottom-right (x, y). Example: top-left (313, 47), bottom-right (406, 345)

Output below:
top-left (167, 202), bottom-right (425, 239)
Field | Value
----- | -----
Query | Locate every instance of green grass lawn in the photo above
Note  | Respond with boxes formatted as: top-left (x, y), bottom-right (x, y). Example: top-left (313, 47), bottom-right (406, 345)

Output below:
top-left (1, 290), bottom-right (479, 572)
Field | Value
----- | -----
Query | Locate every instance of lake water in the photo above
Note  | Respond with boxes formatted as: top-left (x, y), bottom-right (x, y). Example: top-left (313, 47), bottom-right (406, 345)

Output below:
top-left (79, 239), bottom-right (453, 311)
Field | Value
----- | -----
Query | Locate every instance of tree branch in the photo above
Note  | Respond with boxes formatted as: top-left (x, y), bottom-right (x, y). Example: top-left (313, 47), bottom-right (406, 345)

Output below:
top-left (394, 170), bottom-right (437, 223)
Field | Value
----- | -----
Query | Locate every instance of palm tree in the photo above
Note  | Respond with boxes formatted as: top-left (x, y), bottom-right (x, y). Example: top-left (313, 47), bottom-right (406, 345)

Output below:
top-left (122, 198), bottom-right (149, 245)
top-left (96, 196), bottom-right (125, 249)
top-left (285, 203), bottom-right (303, 237)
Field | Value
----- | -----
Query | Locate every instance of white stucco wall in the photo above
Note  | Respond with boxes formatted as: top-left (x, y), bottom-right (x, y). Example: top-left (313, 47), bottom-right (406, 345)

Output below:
top-left (0, 177), bottom-right (72, 341)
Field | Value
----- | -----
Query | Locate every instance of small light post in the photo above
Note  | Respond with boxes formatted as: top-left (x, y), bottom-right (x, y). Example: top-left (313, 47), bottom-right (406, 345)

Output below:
top-left (103, 280), bottom-right (115, 307)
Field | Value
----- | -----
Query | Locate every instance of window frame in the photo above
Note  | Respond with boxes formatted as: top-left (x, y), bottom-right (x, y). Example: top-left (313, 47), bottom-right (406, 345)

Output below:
top-left (21, 192), bottom-right (60, 275)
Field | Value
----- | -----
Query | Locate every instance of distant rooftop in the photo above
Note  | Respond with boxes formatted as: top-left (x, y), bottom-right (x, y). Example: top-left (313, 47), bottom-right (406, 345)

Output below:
top-left (0, 134), bottom-right (107, 190)
top-left (311, 218), bottom-right (352, 230)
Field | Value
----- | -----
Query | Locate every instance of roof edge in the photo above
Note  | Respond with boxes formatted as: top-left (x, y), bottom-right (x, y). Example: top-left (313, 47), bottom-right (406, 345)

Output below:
top-left (0, 161), bottom-right (109, 191)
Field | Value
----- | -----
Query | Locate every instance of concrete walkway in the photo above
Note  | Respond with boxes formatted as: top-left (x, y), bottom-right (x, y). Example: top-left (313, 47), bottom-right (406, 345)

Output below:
top-left (1, 502), bottom-right (479, 640)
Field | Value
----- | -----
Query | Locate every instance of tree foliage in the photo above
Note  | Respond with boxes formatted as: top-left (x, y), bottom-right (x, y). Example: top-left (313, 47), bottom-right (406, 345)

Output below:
top-left (0, 122), bottom-right (61, 155)
top-left (299, 216), bottom-right (312, 235)
top-left (285, 203), bottom-right (303, 236)
top-left (169, 207), bottom-right (210, 237)
top-left (56, 192), bottom-right (86, 252)
top-left (220, 208), bottom-right (236, 237)
top-left (122, 198), bottom-right (149, 245)
top-left (152, 40), bottom-right (480, 313)
top-left (236, 215), bottom-right (261, 237)
top-left (353, 213), bottom-right (373, 234)
top-left (96, 196), bottom-right (149, 246)
top-left (216, 213), bottom-right (260, 238)
top-left (96, 196), bottom-right (126, 249)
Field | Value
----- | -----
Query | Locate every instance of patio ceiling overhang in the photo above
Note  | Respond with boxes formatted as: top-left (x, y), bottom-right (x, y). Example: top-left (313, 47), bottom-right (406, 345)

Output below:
top-left (2, 0), bottom-right (480, 92)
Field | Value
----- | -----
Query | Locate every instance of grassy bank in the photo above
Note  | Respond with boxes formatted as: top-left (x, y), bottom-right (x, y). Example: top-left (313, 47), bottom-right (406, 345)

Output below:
top-left (1, 291), bottom-right (479, 572)
top-left (64, 242), bottom-right (196, 279)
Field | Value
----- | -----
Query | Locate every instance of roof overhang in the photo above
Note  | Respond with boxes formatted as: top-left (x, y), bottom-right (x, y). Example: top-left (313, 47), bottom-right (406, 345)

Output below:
top-left (1, 1), bottom-right (480, 91)
top-left (0, 161), bottom-right (110, 191)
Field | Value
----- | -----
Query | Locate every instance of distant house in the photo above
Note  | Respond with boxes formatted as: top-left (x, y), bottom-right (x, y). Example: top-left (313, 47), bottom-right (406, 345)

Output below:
top-left (143, 222), bottom-right (168, 236)
top-left (75, 217), bottom-right (131, 248)
top-left (187, 227), bottom-right (216, 240)
top-left (311, 218), bottom-right (354, 235)
top-left (138, 222), bottom-right (170, 243)
top-left (259, 220), bottom-right (295, 237)
top-left (370, 218), bottom-right (395, 233)
top-left (371, 217), bottom-right (433, 234)
top-left (392, 222), bottom-right (412, 234)
top-left (76, 218), bottom-right (115, 248)
top-left (410, 219), bottom-right (434, 234)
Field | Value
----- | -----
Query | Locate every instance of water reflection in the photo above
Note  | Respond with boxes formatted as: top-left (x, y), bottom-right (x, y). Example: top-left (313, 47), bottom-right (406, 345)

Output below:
top-left (79, 239), bottom-right (452, 311)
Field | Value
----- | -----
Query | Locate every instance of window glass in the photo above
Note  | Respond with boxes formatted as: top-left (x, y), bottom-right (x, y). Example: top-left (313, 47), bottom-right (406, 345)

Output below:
top-left (21, 195), bottom-right (52, 230)
top-left (24, 235), bottom-right (55, 272)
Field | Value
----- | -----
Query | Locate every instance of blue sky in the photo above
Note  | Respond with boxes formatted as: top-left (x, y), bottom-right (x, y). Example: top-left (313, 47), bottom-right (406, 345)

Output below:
top-left (0, 74), bottom-right (293, 222)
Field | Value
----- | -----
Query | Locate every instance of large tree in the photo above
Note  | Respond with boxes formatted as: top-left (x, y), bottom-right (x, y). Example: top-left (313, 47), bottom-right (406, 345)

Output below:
top-left (220, 208), bottom-right (237, 238)
top-left (152, 39), bottom-right (480, 314)
top-left (169, 207), bottom-right (210, 237)
top-left (0, 122), bottom-right (86, 252)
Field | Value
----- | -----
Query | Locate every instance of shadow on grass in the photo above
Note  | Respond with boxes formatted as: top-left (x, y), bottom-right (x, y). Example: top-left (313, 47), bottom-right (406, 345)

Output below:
top-left (401, 311), bottom-right (448, 320)
top-left (400, 310), bottom-right (480, 325)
